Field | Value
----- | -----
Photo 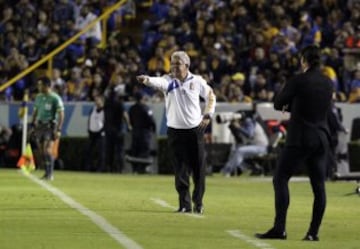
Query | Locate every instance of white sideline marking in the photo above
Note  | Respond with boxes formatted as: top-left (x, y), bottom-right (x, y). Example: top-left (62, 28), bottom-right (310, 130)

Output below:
top-left (24, 172), bottom-right (143, 249)
top-left (227, 230), bottom-right (276, 249)
top-left (151, 198), bottom-right (174, 209)
top-left (150, 198), bottom-right (204, 219)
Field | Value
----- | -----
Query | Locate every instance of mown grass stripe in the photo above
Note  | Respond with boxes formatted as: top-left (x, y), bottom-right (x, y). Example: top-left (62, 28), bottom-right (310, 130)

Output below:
top-left (23, 171), bottom-right (143, 249)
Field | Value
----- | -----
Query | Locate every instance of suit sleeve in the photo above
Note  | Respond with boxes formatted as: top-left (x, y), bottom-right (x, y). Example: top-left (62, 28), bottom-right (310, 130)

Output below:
top-left (274, 76), bottom-right (297, 111)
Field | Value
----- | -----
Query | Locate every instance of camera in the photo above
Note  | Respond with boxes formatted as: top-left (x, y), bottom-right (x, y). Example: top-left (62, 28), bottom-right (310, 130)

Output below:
top-left (215, 112), bottom-right (243, 124)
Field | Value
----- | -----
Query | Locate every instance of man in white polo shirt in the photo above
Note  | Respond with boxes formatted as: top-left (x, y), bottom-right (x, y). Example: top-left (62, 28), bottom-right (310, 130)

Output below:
top-left (137, 51), bottom-right (216, 214)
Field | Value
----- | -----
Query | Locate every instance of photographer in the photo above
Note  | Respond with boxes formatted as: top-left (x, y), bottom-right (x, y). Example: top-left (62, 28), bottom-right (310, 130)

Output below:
top-left (220, 112), bottom-right (269, 177)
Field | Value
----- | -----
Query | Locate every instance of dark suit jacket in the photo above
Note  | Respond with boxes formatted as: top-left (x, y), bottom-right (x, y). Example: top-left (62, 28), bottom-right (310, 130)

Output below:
top-left (274, 67), bottom-right (333, 147)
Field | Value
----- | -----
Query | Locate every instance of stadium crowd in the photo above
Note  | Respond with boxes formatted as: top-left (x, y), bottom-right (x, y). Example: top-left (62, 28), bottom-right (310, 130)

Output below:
top-left (0, 0), bottom-right (360, 103)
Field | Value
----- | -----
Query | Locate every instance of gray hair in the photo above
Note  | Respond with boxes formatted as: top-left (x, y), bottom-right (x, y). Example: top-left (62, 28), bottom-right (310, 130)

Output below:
top-left (171, 51), bottom-right (190, 67)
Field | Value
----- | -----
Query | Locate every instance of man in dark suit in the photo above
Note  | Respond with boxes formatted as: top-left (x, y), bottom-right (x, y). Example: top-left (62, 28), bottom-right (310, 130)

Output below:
top-left (255, 45), bottom-right (333, 241)
top-left (127, 92), bottom-right (156, 174)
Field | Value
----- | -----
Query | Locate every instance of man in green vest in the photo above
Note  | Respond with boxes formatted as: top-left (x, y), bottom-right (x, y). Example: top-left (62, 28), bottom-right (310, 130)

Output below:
top-left (31, 76), bottom-right (64, 180)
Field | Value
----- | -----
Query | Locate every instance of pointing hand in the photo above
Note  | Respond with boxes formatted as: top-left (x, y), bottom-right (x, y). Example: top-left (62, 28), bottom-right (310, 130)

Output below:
top-left (136, 75), bottom-right (149, 84)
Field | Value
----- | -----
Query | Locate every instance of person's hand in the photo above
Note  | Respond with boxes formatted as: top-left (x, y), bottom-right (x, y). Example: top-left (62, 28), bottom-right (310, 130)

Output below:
top-left (54, 130), bottom-right (61, 139)
top-left (198, 117), bottom-right (211, 133)
top-left (230, 119), bottom-right (241, 128)
top-left (136, 75), bottom-right (149, 85)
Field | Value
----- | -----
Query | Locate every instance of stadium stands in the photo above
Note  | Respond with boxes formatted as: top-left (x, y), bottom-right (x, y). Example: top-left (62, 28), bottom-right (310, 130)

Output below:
top-left (0, 0), bottom-right (359, 104)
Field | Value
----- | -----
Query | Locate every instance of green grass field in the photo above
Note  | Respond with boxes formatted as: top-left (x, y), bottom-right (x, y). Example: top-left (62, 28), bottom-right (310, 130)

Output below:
top-left (0, 168), bottom-right (359, 249)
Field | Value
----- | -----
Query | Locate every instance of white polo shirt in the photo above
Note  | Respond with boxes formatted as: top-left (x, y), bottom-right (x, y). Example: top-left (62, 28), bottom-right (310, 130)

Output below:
top-left (89, 107), bottom-right (104, 133)
top-left (146, 72), bottom-right (216, 129)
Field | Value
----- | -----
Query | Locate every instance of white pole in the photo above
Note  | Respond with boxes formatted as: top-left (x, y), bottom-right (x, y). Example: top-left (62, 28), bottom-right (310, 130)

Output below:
top-left (21, 90), bottom-right (29, 155)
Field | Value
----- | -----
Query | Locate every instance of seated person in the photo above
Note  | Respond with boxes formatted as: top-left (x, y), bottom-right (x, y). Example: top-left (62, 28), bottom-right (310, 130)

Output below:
top-left (221, 112), bottom-right (269, 176)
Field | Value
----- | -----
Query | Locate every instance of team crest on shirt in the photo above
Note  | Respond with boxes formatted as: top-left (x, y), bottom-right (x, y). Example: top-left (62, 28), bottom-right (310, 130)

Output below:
top-left (189, 82), bottom-right (194, 90)
top-left (45, 103), bottom-right (52, 110)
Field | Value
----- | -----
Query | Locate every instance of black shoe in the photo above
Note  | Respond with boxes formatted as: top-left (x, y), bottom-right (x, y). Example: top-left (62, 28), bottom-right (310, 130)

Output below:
top-left (255, 228), bottom-right (287, 240)
top-left (302, 234), bottom-right (319, 241)
top-left (193, 205), bottom-right (204, 214)
top-left (176, 207), bottom-right (191, 213)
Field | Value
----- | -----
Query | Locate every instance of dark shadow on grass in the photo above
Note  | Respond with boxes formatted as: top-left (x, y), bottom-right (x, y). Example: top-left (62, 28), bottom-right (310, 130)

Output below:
top-left (343, 192), bottom-right (359, 196)
top-left (126, 209), bottom-right (176, 214)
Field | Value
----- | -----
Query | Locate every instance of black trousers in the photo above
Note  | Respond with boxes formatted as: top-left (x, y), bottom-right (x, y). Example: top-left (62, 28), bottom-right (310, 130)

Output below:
top-left (273, 133), bottom-right (328, 236)
top-left (167, 127), bottom-right (206, 210)
top-left (105, 130), bottom-right (125, 173)
top-left (84, 132), bottom-right (106, 172)
top-left (130, 129), bottom-right (152, 173)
